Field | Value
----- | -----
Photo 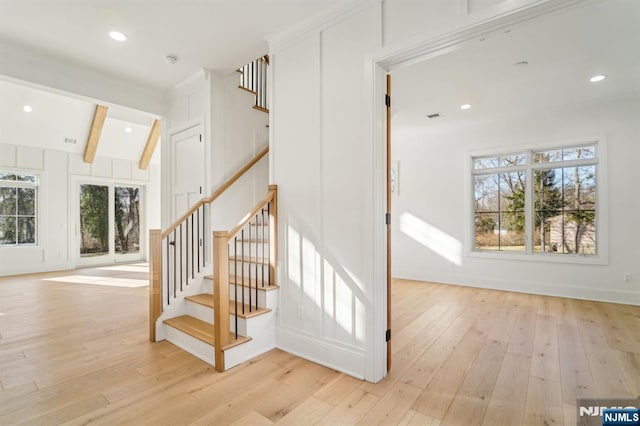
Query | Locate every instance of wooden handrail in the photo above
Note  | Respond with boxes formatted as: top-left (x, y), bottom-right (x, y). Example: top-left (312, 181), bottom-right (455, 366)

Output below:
top-left (162, 146), bottom-right (269, 238)
top-left (228, 187), bottom-right (276, 239)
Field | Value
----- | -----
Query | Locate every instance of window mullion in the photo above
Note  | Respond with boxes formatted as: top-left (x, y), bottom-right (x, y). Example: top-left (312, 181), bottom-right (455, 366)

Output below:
top-left (524, 151), bottom-right (533, 254)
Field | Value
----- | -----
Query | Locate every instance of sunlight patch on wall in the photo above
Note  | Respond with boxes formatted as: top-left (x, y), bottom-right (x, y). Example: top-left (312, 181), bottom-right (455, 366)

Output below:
top-left (287, 225), bottom-right (301, 288)
top-left (399, 212), bottom-right (463, 265)
top-left (302, 236), bottom-right (321, 306)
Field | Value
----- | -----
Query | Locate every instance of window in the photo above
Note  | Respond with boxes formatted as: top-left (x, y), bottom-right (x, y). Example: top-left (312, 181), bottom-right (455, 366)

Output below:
top-left (0, 172), bottom-right (38, 246)
top-left (472, 143), bottom-right (598, 257)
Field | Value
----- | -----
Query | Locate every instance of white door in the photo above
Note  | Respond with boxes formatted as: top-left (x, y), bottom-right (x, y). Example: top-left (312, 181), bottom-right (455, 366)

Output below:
top-left (171, 124), bottom-right (205, 221)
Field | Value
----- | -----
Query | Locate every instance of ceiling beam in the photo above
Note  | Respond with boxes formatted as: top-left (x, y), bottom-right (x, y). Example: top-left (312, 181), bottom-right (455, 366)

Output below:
top-left (83, 104), bottom-right (108, 163)
top-left (139, 119), bottom-right (161, 170)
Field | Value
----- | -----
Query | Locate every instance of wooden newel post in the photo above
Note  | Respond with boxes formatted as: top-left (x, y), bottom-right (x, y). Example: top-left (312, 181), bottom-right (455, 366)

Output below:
top-left (213, 231), bottom-right (230, 372)
top-left (268, 185), bottom-right (278, 286)
top-left (149, 229), bottom-right (162, 342)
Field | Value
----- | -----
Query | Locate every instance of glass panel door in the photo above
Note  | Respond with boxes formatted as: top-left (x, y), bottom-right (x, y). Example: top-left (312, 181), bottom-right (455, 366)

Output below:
top-left (77, 183), bottom-right (144, 265)
top-left (79, 184), bottom-right (109, 258)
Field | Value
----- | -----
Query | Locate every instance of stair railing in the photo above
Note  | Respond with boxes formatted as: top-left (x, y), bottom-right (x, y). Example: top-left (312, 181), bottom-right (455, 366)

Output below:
top-left (149, 146), bottom-right (269, 341)
top-left (212, 184), bottom-right (277, 371)
top-left (239, 55), bottom-right (269, 112)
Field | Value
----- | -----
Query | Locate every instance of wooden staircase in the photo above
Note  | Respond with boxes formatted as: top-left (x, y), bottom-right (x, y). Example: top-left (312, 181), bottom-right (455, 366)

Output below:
top-left (149, 55), bottom-right (273, 372)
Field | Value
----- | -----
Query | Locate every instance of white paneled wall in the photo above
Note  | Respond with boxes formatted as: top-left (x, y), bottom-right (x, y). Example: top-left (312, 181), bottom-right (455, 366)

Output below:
top-left (0, 143), bottom-right (160, 276)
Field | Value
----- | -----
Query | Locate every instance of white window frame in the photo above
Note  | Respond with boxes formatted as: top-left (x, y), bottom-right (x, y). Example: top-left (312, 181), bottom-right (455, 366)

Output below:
top-left (0, 171), bottom-right (39, 247)
top-left (466, 136), bottom-right (608, 265)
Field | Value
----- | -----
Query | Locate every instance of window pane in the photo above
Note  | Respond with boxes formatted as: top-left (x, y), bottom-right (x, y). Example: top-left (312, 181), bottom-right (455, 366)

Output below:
top-left (475, 213), bottom-right (499, 250)
top-left (17, 217), bottom-right (36, 244)
top-left (563, 146), bottom-right (595, 161)
top-left (0, 173), bottom-right (17, 181)
top-left (16, 174), bottom-right (37, 182)
top-left (474, 157), bottom-right (499, 170)
top-left (0, 217), bottom-right (16, 244)
top-left (500, 154), bottom-right (525, 167)
top-left (534, 168), bottom-right (564, 253)
top-left (534, 149), bottom-right (562, 163)
top-left (114, 187), bottom-right (140, 254)
top-left (17, 188), bottom-right (36, 215)
top-left (80, 184), bottom-right (109, 257)
top-left (499, 212), bottom-right (525, 251)
top-left (0, 187), bottom-right (17, 215)
top-left (474, 174), bottom-right (499, 213)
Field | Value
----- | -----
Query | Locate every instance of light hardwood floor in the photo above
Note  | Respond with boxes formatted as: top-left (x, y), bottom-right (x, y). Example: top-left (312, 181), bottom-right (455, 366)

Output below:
top-left (1, 268), bottom-right (639, 425)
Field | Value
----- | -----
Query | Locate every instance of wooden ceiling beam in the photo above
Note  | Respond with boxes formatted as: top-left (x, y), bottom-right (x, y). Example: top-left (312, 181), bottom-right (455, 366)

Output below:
top-left (83, 105), bottom-right (108, 163)
top-left (139, 119), bottom-right (161, 170)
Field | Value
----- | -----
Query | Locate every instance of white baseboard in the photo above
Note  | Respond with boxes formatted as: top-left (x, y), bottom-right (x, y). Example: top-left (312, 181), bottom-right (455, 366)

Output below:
top-left (276, 325), bottom-right (367, 380)
top-left (396, 272), bottom-right (640, 306)
top-left (0, 261), bottom-right (74, 277)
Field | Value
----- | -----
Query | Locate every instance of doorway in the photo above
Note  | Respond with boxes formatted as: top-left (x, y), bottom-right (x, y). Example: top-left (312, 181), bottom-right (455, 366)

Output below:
top-left (77, 182), bottom-right (144, 266)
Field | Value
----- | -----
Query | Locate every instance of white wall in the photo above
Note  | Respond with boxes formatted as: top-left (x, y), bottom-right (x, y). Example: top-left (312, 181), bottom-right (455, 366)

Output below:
top-left (210, 71), bottom-right (269, 231)
top-left (271, 4), bottom-right (382, 380)
top-left (269, 0), bottom-right (581, 381)
top-left (165, 69), bottom-right (269, 232)
top-left (392, 95), bottom-right (640, 306)
top-left (0, 143), bottom-right (160, 276)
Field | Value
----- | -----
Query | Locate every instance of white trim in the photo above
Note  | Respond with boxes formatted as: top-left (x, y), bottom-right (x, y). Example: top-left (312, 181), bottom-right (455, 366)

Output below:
top-left (277, 326), bottom-right (367, 379)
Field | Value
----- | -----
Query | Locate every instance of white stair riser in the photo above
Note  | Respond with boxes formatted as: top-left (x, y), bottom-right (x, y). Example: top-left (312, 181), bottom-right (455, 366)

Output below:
top-left (225, 312), bottom-right (276, 370)
top-left (186, 301), bottom-right (214, 323)
top-left (202, 280), bottom-right (276, 308)
top-left (164, 325), bottom-right (215, 366)
top-left (228, 241), bottom-right (269, 253)
top-left (227, 261), bottom-right (271, 278)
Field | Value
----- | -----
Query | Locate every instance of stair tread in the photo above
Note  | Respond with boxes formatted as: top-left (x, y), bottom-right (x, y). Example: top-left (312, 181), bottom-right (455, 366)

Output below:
top-left (163, 315), bottom-right (215, 345)
top-left (253, 105), bottom-right (269, 113)
top-left (163, 315), bottom-right (251, 349)
top-left (204, 275), bottom-right (279, 291)
top-left (185, 294), bottom-right (272, 319)
top-left (238, 85), bottom-right (257, 95)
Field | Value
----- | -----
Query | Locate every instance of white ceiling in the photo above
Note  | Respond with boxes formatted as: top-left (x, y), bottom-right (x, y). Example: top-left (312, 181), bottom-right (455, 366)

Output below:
top-left (392, 0), bottom-right (640, 138)
top-left (0, 0), bottom-right (361, 91)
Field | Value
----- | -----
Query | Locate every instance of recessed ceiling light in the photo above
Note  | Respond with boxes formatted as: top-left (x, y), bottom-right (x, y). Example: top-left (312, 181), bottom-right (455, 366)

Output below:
top-left (109, 31), bottom-right (127, 42)
top-left (23, 105), bottom-right (33, 112)
top-left (460, 104), bottom-right (472, 110)
top-left (125, 126), bottom-right (133, 133)
top-left (590, 75), bottom-right (606, 83)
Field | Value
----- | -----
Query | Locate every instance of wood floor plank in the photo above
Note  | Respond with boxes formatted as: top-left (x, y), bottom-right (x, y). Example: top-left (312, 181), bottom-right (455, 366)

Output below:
top-left (481, 352), bottom-right (530, 426)
top-left (441, 339), bottom-right (507, 426)
top-left (557, 324), bottom-right (598, 404)
top-left (357, 381), bottom-right (423, 425)
top-left (412, 326), bottom-right (485, 419)
top-left (399, 314), bottom-right (477, 388)
top-left (530, 314), bottom-right (561, 382)
top-left (524, 375), bottom-right (564, 425)
top-left (317, 388), bottom-right (379, 425)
